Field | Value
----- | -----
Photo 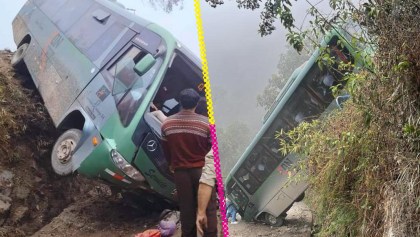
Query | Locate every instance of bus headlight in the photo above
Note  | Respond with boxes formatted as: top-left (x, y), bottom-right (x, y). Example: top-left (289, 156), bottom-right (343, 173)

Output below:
top-left (110, 149), bottom-right (145, 182)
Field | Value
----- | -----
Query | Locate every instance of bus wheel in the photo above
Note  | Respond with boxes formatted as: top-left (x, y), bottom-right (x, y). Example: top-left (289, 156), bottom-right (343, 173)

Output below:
top-left (11, 43), bottom-right (29, 73)
top-left (51, 129), bottom-right (82, 176)
top-left (264, 213), bottom-right (285, 227)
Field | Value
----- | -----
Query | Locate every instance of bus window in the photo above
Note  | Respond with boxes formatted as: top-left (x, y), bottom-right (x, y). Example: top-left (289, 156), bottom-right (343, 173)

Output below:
top-left (152, 51), bottom-right (204, 117)
top-left (235, 167), bottom-right (259, 194)
top-left (86, 22), bottom-right (126, 61)
top-left (34, 0), bottom-right (67, 17)
top-left (54, 0), bottom-right (93, 33)
top-left (281, 87), bottom-right (325, 126)
top-left (261, 117), bottom-right (291, 158)
top-left (67, 5), bottom-right (115, 54)
top-left (247, 149), bottom-right (277, 183)
top-left (108, 46), bottom-right (163, 126)
top-left (230, 182), bottom-right (249, 211)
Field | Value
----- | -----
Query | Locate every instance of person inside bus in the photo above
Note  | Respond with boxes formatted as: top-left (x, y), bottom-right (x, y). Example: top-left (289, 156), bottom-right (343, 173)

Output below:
top-left (150, 96), bottom-right (207, 123)
top-left (161, 89), bottom-right (211, 237)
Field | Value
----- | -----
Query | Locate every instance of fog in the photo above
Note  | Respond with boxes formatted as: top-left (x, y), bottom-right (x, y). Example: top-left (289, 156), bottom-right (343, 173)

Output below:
top-left (201, 0), bottom-right (329, 133)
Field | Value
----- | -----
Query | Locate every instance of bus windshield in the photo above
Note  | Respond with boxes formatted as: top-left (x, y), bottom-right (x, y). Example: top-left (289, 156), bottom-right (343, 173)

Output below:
top-left (152, 49), bottom-right (205, 117)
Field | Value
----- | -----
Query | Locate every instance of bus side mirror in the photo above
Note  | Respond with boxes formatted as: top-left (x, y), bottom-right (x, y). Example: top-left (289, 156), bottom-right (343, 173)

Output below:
top-left (335, 95), bottom-right (350, 109)
top-left (134, 54), bottom-right (156, 76)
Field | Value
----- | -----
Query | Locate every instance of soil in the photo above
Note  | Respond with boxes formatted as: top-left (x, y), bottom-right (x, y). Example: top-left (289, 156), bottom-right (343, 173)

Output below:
top-left (0, 50), bottom-right (313, 237)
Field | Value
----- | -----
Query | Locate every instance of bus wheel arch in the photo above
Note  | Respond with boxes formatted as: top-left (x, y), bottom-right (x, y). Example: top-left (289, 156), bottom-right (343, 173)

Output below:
top-left (11, 43), bottom-right (29, 73)
top-left (51, 128), bottom-right (82, 176)
top-left (18, 34), bottom-right (32, 47)
top-left (11, 34), bottom-right (32, 72)
top-left (58, 110), bottom-right (86, 131)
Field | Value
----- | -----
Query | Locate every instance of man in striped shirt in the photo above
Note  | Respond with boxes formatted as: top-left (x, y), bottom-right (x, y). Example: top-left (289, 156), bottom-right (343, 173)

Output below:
top-left (161, 88), bottom-right (211, 237)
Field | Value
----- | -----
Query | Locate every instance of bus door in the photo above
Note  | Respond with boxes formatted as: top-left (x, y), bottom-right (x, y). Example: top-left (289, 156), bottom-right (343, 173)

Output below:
top-left (101, 32), bottom-right (176, 199)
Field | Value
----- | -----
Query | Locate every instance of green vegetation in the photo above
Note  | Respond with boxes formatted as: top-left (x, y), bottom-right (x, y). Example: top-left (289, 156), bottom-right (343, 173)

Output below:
top-left (206, 0), bottom-right (419, 235)
top-left (217, 122), bottom-right (252, 176)
top-left (279, 2), bottom-right (419, 236)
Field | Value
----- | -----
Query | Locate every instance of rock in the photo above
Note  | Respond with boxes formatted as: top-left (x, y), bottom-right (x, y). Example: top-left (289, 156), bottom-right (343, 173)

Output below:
top-left (14, 186), bottom-right (30, 200)
top-left (0, 170), bottom-right (14, 196)
top-left (11, 206), bottom-right (29, 223)
top-left (0, 196), bottom-right (11, 214)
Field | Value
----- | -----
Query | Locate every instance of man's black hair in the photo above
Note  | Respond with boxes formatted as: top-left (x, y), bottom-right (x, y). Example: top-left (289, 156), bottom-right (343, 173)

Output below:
top-left (195, 97), bottom-right (208, 116)
top-left (179, 88), bottom-right (200, 109)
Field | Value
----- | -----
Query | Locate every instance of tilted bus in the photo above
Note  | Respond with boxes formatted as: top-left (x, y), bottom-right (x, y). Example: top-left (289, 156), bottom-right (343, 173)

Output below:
top-left (11, 0), bottom-right (206, 206)
top-left (225, 30), bottom-right (362, 226)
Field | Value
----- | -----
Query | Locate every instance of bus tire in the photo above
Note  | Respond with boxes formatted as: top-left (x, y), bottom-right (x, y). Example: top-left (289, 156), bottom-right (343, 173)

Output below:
top-left (264, 213), bottom-right (285, 227)
top-left (295, 192), bottom-right (305, 202)
top-left (11, 43), bottom-right (29, 73)
top-left (51, 129), bottom-right (82, 176)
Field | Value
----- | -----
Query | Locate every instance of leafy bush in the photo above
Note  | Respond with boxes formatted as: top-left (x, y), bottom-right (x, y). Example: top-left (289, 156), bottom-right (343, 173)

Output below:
top-left (279, 1), bottom-right (420, 236)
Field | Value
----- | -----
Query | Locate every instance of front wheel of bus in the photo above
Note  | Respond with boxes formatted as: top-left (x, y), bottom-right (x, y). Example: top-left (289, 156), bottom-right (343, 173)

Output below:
top-left (11, 43), bottom-right (29, 73)
top-left (264, 213), bottom-right (285, 227)
top-left (51, 129), bottom-right (82, 176)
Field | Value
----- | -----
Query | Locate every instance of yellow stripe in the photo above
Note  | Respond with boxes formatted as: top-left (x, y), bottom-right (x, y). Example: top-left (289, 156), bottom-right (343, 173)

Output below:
top-left (193, 0), bottom-right (215, 125)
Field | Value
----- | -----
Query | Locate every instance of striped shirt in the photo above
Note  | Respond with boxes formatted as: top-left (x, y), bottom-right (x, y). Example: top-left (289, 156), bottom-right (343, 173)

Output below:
top-left (161, 110), bottom-right (211, 170)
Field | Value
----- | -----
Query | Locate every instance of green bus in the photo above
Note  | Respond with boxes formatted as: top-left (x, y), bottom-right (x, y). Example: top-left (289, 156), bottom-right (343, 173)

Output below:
top-left (12, 0), bottom-right (205, 206)
top-left (225, 30), bottom-right (362, 226)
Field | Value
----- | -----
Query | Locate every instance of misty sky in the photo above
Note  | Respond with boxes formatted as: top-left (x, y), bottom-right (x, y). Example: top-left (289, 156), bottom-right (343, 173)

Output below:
top-left (201, 0), bottom-right (326, 133)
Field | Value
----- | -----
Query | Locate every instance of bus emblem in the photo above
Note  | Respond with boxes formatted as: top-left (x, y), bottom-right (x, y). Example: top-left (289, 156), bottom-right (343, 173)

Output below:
top-left (146, 140), bottom-right (157, 152)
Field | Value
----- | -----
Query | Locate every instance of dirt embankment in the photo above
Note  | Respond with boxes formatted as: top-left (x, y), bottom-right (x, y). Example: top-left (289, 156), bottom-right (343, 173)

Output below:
top-left (0, 50), bottom-right (164, 237)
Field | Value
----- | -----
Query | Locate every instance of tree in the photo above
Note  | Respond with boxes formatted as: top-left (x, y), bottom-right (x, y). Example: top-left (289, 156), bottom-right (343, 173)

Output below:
top-left (217, 122), bottom-right (252, 176)
top-left (141, 0), bottom-right (183, 13)
top-left (257, 45), bottom-right (309, 111)
top-left (205, 0), bottom-right (367, 52)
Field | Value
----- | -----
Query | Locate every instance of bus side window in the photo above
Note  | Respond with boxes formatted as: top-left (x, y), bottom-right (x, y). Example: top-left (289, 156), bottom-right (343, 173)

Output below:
top-left (66, 4), bottom-right (116, 55)
top-left (86, 22), bottom-right (126, 61)
top-left (106, 46), bottom-right (161, 126)
top-left (248, 151), bottom-right (277, 182)
top-left (108, 47), bottom-right (146, 94)
top-left (34, 0), bottom-right (67, 17)
top-left (234, 167), bottom-right (259, 194)
top-left (53, 0), bottom-right (93, 33)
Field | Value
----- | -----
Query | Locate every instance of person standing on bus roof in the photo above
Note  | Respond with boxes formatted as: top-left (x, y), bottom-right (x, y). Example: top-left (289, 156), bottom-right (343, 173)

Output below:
top-left (161, 88), bottom-right (211, 237)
